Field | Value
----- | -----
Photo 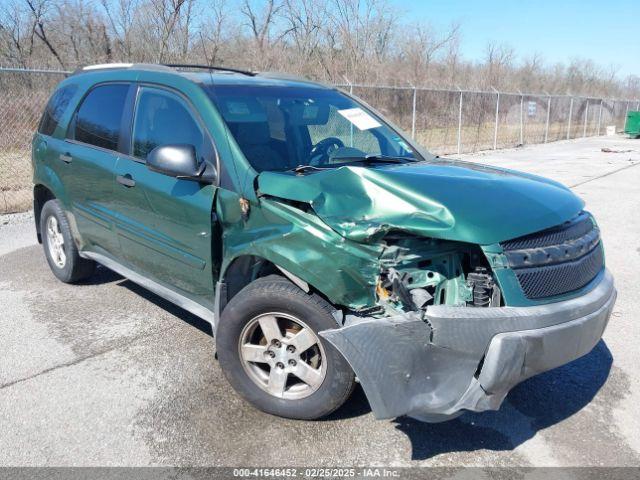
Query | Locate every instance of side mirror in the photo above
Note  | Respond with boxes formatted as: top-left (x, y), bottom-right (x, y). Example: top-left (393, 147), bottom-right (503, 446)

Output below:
top-left (147, 144), bottom-right (216, 183)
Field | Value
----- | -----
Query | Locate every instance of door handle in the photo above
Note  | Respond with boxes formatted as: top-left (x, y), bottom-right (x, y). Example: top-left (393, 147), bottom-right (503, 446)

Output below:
top-left (36, 140), bottom-right (47, 154)
top-left (59, 153), bottom-right (72, 164)
top-left (116, 174), bottom-right (136, 188)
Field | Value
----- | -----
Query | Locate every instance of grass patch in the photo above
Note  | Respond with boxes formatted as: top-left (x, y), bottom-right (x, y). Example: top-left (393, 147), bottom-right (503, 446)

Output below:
top-left (0, 149), bottom-right (32, 213)
top-left (0, 149), bottom-right (32, 192)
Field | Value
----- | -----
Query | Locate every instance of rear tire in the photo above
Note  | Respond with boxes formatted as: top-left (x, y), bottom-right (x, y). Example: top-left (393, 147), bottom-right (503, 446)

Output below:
top-left (40, 199), bottom-right (95, 283)
top-left (216, 275), bottom-right (355, 420)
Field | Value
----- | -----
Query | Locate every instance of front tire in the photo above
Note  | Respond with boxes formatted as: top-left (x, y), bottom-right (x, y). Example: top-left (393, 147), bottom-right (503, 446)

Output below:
top-left (40, 199), bottom-right (95, 283)
top-left (216, 275), bottom-right (355, 420)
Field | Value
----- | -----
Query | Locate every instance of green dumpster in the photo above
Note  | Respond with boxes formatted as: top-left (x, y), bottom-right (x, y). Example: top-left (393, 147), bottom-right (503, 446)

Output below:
top-left (625, 111), bottom-right (640, 138)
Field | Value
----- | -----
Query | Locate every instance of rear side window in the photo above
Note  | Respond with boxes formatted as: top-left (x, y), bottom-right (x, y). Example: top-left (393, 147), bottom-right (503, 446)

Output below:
top-left (132, 87), bottom-right (204, 161)
top-left (38, 85), bottom-right (78, 136)
top-left (72, 84), bottom-right (129, 151)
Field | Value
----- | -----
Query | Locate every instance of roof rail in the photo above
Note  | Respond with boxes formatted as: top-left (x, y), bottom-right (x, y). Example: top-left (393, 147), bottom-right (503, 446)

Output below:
top-left (162, 63), bottom-right (256, 77)
top-left (82, 63), bottom-right (134, 71)
top-left (72, 62), bottom-right (260, 78)
top-left (71, 63), bottom-right (173, 76)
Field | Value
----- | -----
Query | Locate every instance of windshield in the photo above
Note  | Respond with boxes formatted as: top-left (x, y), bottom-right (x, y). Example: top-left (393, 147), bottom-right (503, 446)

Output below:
top-left (204, 84), bottom-right (423, 172)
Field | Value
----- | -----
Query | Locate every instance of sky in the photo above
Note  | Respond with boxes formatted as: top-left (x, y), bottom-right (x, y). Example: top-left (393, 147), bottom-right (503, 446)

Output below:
top-left (391, 0), bottom-right (640, 78)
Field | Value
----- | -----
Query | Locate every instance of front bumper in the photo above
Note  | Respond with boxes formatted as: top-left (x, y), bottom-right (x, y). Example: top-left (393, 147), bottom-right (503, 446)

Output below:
top-left (320, 269), bottom-right (616, 421)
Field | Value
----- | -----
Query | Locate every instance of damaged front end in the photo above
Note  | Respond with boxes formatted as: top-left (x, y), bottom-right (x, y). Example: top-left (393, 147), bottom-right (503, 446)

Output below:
top-left (319, 231), bottom-right (615, 423)
top-left (320, 267), bottom-right (614, 421)
top-left (374, 234), bottom-right (501, 315)
top-left (318, 233), bottom-right (512, 422)
top-left (254, 163), bottom-right (614, 422)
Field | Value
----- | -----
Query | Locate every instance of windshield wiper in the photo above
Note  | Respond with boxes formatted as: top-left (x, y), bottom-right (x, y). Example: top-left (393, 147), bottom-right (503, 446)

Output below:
top-left (290, 155), bottom-right (414, 174)
top-left (334, 154), bottom-right (415, 164)
top-left (291, 165), bottom-right (327, 174)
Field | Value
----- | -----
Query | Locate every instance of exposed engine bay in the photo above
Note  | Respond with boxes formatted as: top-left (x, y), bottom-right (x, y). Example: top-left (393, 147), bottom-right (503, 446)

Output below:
top-left (375, 233), bottom-right (501, 314)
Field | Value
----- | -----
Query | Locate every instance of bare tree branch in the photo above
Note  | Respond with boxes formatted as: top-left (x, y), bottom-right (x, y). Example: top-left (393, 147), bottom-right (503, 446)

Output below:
top-left (24, 0), bottom-right (65, 68)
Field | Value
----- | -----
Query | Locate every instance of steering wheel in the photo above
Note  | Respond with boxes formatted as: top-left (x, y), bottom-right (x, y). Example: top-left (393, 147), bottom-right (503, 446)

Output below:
top-left (309, 137), bottom-right (345, 165)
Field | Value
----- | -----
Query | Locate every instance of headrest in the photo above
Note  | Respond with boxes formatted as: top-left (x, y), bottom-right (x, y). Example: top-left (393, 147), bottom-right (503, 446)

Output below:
top-left (232, 122), bottom-right (271, 146)
top-left (218, 98), bottom-right (268, 123)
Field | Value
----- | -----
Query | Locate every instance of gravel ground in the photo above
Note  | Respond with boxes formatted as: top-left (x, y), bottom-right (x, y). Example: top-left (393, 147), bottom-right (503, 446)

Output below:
top-left (0, 135), bottom-right (639, 467)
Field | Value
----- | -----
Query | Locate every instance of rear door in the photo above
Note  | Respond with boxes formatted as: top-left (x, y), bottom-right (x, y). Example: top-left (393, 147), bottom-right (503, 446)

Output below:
top-left (112, 84), bottom-right (216, 303)
top-left (33, 84), bottom-right (79, 188)
top-left (62, 83), bottom-right (131, 255)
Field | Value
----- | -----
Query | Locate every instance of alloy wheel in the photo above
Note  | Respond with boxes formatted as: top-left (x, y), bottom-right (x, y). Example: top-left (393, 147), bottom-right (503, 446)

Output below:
top-left (46, 215), bottom-right (66, 269)
top-left (238, 312), bottom-right (327, 400)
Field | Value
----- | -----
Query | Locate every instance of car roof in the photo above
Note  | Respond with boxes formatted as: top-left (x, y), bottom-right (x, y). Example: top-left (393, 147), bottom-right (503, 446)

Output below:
top-left (71, 63), bottom-right (332, 90)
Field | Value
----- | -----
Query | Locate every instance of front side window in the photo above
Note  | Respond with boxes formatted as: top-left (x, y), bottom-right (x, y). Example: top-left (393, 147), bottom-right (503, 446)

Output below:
top-left (39, 84), bottom-right (78, 136)
top-left (132, 87), bottom-right (204, 161)
top-left (204, 84), bottom-right (423, 173)
top-left (72, 83), bottom-right (129, 151)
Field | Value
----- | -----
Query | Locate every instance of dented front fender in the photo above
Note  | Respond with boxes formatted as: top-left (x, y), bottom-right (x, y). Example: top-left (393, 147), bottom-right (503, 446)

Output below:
top-left (217, 188), bottom-right (384, 309)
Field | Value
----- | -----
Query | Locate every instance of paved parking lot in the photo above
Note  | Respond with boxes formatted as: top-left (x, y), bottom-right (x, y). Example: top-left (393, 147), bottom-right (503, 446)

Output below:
top-left (1, 135), bottom-right (639, 467)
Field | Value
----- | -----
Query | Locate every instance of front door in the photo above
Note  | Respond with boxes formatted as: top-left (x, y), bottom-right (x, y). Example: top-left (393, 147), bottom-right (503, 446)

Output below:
top-left (111, 85), bottom-right (216, 305)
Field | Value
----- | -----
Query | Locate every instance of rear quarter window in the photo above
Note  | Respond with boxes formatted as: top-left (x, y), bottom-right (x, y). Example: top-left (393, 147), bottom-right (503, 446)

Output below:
top-left (71, 83), bottom-right (129, 151)
top-left (38, 85), bottom-right (78, 136)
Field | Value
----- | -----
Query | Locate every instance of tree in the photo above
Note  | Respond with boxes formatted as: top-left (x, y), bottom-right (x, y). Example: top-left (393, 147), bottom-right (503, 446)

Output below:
top-left (25, 0), bottom-right (65, 68)
top-left (240, 0), bottom-right (283, 69)
top-left (399, 22), bottom-right (460, 85)
top-left (0, 0), bottom-right (635, 98)
top-left (0, 0), bottom-right (33, 68)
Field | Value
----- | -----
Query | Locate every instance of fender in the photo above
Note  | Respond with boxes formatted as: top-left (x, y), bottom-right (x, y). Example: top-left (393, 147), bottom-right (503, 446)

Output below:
top-left (216, 189), bottom-right (383, 311)
top-left (35, 164), bottom-right (67, 205)
top-left (33, 164), bottom-right (87, 244)
top-left (213, 256), bottom-right (315, 333)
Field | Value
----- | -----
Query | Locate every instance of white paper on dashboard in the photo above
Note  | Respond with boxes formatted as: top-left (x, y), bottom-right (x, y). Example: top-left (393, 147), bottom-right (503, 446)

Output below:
top-left (337, 108), bottom-right (382, 131)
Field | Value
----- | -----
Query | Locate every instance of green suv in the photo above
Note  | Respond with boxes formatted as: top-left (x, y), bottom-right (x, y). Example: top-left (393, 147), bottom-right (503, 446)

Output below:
top-left (32, 63), bottom-right (616, 422)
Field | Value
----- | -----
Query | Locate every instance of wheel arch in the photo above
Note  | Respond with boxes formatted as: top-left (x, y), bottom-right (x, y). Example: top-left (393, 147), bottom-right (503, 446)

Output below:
top-left (33, 184), bottom-right (56, 243)
top-left (215, 254), bottom-right (331, 330)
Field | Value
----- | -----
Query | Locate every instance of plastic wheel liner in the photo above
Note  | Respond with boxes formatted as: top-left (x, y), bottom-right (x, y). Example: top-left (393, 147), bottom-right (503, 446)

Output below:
top-left (319, 269), bottom-right (616, 422)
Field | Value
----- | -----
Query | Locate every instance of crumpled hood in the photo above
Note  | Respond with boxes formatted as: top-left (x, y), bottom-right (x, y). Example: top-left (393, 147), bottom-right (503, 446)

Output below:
top-left (257, 159), bottom-right (584, 245)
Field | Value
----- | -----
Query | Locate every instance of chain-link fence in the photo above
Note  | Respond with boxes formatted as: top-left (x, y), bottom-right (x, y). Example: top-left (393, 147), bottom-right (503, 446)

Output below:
top-left (1, 67), bottom-right (638, 214)
top-left (343, 82), bottom-right (638, 156)
top-left (0, 68), bottom-right (68, 213)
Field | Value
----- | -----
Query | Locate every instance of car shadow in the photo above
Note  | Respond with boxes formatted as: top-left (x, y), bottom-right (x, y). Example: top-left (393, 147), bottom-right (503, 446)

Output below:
top-left (87, 263), bottom-right (612, 456)
top-left (110, 278), bottom-right (213, 337)
top-left (75, 264), bottom-right (123, 285)
top-left (391, 340), bottom-right (613, 460)
top-left (78, 265), bottom-right (212, 336)
top-left (324, 383), bottom-right (375, 420)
